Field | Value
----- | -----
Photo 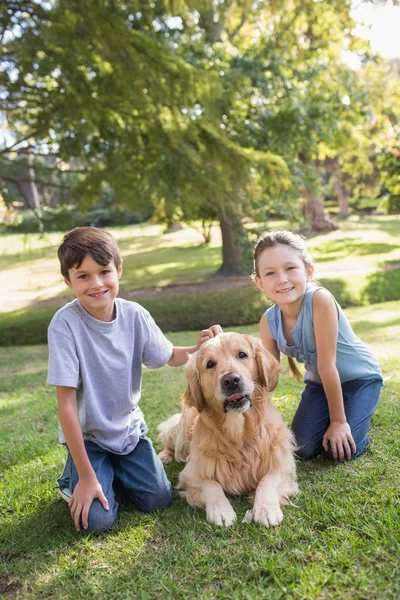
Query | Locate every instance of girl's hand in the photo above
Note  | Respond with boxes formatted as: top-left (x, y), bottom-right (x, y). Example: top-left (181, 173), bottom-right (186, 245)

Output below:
top-left (323, 422), bottom-right (357, 460)
top-left (69, 478), bottom-right (109, 531)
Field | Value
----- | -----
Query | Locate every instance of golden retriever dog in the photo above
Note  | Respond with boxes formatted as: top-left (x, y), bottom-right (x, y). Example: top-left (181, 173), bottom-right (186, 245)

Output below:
top-left (158, 332), bottom-right (298, 527)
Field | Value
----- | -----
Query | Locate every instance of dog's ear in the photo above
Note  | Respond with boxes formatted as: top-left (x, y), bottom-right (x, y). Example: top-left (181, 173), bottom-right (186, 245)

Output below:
top-left (183, 354), bottom-right (206, 413)
top-left (251, 336), bottom-right (280, 392)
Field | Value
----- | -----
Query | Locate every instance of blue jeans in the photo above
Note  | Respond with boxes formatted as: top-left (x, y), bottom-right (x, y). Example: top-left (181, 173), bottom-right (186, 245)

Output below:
top-left (57, 429), bottom-right (173, 534)
top-left (291, 377), bottom-right (383, 460)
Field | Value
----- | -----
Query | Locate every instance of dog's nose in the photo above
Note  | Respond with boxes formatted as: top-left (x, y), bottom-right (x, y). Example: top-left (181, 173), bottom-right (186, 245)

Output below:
top-left (221, 372), bottom-right (242, 392)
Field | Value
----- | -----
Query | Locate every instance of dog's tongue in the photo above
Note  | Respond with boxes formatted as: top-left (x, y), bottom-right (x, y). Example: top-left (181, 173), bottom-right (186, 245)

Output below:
top-left (226, 393), bottom-right (243, 402)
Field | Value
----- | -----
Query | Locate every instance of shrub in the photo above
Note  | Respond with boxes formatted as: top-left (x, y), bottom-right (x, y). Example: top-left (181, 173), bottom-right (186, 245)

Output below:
top-left (317, 278), bottom-right (359, 307)
top-left (6, 203), bottom-right (154, 233)
top-left (361, 268), bottom-right (400, 304)
top-left (0, 286), bottom-right (271, 346)
top-left (140, 286), bottom-right (271, 332)
top-left (0, 306), bottom-right (55, 346)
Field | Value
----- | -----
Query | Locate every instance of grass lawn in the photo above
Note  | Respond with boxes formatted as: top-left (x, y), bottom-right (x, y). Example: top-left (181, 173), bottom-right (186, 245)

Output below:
top-left (1, 215), bottom-right (400, 313)
top-left (0, 302), bottom-right (399, 599)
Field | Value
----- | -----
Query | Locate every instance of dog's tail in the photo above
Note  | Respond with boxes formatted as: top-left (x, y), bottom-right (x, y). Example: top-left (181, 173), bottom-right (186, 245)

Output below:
top-left (157, 413), bottom-right (183, 464)
top-left (157, 413), bottom-right (181, 433)
top-left (158, 407), bottom-right (196, 463)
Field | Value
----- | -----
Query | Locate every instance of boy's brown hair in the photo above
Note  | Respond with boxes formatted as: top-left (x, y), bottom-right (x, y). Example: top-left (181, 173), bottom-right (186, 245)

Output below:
top-left (58, 226), bottom-right (122, 282)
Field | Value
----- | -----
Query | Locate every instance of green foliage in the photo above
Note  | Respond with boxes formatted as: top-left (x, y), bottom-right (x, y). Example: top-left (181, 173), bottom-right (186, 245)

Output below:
top-left (7, 203), bottom-right (154, 233)
top-left (0, 306), bottom-right (55, 347)
top-left (142, 286), bottom-right (271, 332)
top-left (5, 0), bottom-right (396, 270)
top-left (361, 268), bottom-right (400, 304)
top-left (317, 278), bottom-right (359, 308)
top-left (379, 146), bottom-right (400, 214)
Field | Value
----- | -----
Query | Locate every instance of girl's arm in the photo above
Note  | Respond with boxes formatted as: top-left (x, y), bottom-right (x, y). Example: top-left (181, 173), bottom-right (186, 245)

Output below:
top-left (313, 290), bottom-right (356, 460)
top-left (259, 315), bottom-right (280, 363)
top-left (57, 386), bottom-right (109, 530)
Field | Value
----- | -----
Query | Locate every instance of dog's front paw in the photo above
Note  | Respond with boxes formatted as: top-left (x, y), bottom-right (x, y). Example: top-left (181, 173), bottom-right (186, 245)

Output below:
top-left (158, 450), bottom-right (173, 464)
top-left (206, 502), bottom-right (237, 527)
top-left (243, 504), bottom-right (283, 527)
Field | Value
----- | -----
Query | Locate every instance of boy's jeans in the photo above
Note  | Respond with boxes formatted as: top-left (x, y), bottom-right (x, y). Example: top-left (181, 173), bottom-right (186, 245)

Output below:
top-left (57, 427), bottom-right (173, 534)
top-left (291, 377), bottom-right (383, 459)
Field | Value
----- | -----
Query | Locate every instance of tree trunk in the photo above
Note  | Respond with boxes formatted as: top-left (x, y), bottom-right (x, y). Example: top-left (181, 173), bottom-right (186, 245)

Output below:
top-left (302, 191), bottom-right (338, 232)
top-left (332, 178), bottom-right (350, 218)
top-left (215, 211), bottom-right (246, 277)
top-left (16, 146), bottom-right (44, 233)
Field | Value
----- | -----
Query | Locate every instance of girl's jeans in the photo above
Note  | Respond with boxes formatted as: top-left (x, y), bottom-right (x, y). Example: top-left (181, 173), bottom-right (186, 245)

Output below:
top-left (291, 377), bottom-right (383, 459)
top-left (57, 427), bottom-right (173, 534)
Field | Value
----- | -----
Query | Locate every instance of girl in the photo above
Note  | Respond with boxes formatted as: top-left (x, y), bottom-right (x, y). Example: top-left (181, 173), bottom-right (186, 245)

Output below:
top-left (253, 230), bottom-right (383, 461)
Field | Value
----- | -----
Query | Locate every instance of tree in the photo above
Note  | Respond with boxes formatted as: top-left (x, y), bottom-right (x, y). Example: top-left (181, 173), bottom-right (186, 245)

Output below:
top-left (2, 1), bottom-right (392, 271)
top-left (1, 0), bottom-right (290, 274)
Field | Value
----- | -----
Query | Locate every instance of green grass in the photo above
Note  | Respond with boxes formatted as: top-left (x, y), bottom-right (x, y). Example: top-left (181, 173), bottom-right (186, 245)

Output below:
top-left (1, 302), bottom-right (399, 599)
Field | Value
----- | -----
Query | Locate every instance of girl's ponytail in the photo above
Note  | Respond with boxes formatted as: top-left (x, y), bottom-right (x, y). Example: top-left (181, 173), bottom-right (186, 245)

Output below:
top-left (288, 357), bottom-right (302, 381)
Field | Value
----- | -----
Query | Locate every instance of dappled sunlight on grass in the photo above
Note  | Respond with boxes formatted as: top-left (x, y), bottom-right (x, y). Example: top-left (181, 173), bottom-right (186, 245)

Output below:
top-left (1, 216), bottom-right (400, 312)
top-left (312, 238), bottom-right (398, 261)
top-left (27, 517), bottom-right (156, 598)
top-left (348, 305), bottom-right (399, 324)
top-left (120, 244), bottom-right (222, 290)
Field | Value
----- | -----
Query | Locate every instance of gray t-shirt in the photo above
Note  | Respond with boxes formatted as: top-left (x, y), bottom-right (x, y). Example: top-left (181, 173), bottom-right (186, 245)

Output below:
top-left (47, 298), bottom-right (173, 454)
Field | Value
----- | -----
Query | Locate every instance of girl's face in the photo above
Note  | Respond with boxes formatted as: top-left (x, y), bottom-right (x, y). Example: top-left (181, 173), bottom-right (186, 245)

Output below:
top-left (254, 244), bottom-right (314, 306)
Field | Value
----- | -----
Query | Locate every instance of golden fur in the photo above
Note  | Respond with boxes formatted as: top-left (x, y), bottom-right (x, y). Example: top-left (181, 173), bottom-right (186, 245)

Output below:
top-left (158, 333), bottom-right (298, 527)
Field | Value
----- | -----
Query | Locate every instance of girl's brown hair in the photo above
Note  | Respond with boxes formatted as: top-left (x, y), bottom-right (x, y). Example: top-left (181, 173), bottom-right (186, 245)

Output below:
top-left (58, 226), bottom-right (122, 282)
top-left (253, 230), bottom-right (314, 381)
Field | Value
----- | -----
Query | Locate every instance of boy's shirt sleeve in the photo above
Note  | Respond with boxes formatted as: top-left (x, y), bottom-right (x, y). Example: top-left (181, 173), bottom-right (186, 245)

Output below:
top-left (47, 324), bottom-right (80, 388)
top-left (140, 307), bottom-right (173, 369)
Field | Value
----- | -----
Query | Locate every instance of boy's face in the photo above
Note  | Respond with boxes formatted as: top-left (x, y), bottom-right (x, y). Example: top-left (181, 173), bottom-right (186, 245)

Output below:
top-left (65, 254), bottom-right (122, 322)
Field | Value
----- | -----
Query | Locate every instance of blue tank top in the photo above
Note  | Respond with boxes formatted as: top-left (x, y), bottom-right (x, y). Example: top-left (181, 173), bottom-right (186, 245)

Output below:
top-left (266, 286), bottom-right (382, 384)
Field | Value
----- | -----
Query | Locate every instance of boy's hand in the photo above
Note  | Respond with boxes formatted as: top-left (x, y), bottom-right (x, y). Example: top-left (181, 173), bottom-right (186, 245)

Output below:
top-left (322, 421), bottom-right (356, 460)
top-left (68, 477), bottom-right (109, 531)
top-left (197, 324), bottom-right (223, 349)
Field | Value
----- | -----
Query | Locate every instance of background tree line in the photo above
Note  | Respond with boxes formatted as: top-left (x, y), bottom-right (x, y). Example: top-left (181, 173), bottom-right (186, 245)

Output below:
top-left (1, 0), bottom-right (399, 274)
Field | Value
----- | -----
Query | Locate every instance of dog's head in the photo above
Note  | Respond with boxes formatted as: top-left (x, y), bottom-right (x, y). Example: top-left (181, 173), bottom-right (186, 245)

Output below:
top-left (184, 332), bottom-right (280, 414)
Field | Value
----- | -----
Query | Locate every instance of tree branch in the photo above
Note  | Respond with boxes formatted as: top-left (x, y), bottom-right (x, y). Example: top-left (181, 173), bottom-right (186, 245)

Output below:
top-left (0, 132), bottom-right (39, 154)
top-left (228, 11), bottom-right (247, 42)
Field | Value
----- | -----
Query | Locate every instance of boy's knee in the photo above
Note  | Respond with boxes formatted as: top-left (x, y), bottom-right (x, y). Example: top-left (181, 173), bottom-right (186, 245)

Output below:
top-left (136, 484), bottom-right (173, 513)
top-left (83, 500), bottom-right (118, 535)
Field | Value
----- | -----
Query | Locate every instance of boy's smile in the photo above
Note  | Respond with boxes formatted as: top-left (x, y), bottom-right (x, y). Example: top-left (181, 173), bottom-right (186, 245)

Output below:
top-left (65, 255), bottom-right (123, 322)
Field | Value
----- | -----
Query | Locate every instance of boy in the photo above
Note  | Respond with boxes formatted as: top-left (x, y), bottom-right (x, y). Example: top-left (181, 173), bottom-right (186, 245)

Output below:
top-left (47, 226), bottom-right (221, 534)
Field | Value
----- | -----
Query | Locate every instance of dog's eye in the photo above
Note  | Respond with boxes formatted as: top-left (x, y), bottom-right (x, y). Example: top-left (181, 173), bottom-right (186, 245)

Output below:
top-left (238, 351), bottom-right (248, 359)
top-left (206, 360), bottom-right (216, 369)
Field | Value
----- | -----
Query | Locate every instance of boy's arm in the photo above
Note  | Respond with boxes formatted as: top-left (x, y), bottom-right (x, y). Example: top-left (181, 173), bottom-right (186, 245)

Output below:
top-left (57, 386), bottom-right (109, 530)
top-left (167, 324), bottom-right (222, 367)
